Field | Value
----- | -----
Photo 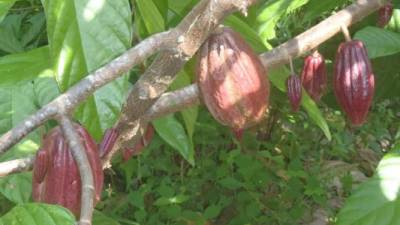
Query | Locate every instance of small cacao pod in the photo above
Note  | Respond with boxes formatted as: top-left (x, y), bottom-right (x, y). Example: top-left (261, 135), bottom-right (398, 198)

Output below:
top-left (32, 123), bottom-right (104, 217)
top-left (122, 125), bottom-right (154, 161)
top-left (286, 74), bottom-right (302, 112)
top-left (333, 40), bottom-right (375, 125)
top-left (377, 1), bottom-right (393, 27)
top-left (99, 127), bottom-right (119, 158)
top-left (300, 50), bottom-right (327, 102)
top-left (197, 27), bottom-right (269, 129)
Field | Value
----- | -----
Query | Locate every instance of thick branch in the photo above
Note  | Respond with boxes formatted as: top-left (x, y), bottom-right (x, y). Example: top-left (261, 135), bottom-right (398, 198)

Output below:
top-left (58, 116), bottom-right (95, 225)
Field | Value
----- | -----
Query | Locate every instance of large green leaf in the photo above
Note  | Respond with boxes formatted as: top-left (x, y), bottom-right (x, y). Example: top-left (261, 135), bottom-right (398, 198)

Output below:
top-left (0, 203), bottom-right (75, 225)
top-left (153, 115), bottom-right (195, 166)
top-left (42, 0), bottom-right (132, 139)
top-left (269, 66), bottom-right (331, 141)
top-left (0, 12), bottom-right (45, 53)
top-left (224, 15), bottom-right (269, 51)
top-left (0, 0), bottom-right (16, 23)
top-left (354, 26), bottom-right (400, 58)
top-left (0, 46), bottom-right (51, 86)
top-left (135, 0), bottom-right (165, 35)
top-left (0, 173), bottom-right (32, 204)
top-left (256, 0), bottom-right (309, 44)
top-left (336, 146), bottom-right (400, 225)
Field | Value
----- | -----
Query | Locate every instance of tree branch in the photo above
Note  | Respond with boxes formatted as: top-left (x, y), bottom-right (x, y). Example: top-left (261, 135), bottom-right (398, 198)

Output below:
top-left (58, 115), bottom-right (95, 225)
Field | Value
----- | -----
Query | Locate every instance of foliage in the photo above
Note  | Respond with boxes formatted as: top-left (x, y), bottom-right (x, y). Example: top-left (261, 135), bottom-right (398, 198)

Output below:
top-left (0, 0), bottom-right (399, 224)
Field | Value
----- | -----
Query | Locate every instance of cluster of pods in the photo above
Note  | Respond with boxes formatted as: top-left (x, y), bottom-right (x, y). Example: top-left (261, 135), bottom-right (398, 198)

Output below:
top-left (286, 2), bottom-right (393, 126)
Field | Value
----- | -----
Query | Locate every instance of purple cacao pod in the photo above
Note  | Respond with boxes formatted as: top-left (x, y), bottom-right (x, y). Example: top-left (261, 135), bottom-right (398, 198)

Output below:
top-left (333, 40), bottom-right (375, 126)
top-left (197, 27), bottom-right (270, 129)
top-left (32, 123), bottom-right (104, 217)
top-left (287, 74), bottom-right (302, 112)
top-left (300, 50), bottom-right (327, 102)
top-left (122, 125), bottom-right (154, 161)
top-left (99, 128), bottom-right (119, 158)
top-left (377, 1), bottom-right (393, 27)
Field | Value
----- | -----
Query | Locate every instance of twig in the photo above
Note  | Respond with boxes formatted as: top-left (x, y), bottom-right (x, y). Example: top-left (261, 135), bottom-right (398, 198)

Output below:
top-left (0, 156), bottom-right (35, 177)
top-left (58, 115), bottom-right (95, 225)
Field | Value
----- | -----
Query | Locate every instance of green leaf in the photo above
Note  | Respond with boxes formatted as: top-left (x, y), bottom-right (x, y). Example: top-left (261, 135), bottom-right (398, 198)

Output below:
top-left (135, 0), bottom-right (165, 34)
top-left (269, 66), bottom-right (331, 141)
top-left (0, 203), bottom-right (75, 225)
top-left (218, 177), bottom-right (243, 190)
top-left (0, 173), bottom-right (32, 204)
top-left (336, 146), bottom-right (400, 225)
top-left (43, 0), bottom-right (132, 139)
top-left (153, 115), bottom-right (195, 165)
top-left (257, 0), bottom-right (308, 43)
top-left (0, 46), bottom-right (51, 86)
top-left (93, 210), bottom-right (120, 225)
top-left (204, 204), bottom-right (222, 219)
top-left (0, 0), bottom-right (16, 23)
top-left (354, 26), bottom-right (400, 58)
top-left (387, 9), bottom-right (400, 32)
top-left (303, 0), bottom-right (349, 22)
top-left (224, 15), bottom-right (270, 51)
top-left (170, 70), bottom-right (198, 148)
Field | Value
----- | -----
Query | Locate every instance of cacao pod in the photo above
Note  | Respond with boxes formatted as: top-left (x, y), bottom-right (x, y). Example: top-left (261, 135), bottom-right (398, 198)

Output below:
top-left (333, 40), bottom-right (375, 126)
top-left (32, 123), bottom-right (104, 217)
top-left (286, 74), bottom-right (302, 112)
top-left (377, 1), bottom-right (393, 27)
top-left (300, 50), bottom-right (327, 102)
top-left (122, 125), bottom-right (154, 161)
top-left (99, 128), bottom-right (119, 158)
top-left (196, 27), bottom-right (269, 129)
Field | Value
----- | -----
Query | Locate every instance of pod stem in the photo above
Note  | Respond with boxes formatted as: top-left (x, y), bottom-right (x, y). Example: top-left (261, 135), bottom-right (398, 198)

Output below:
top-left (289, 57), bottom-right (295, 75)
top-left (340, 25), bottom-right (352, 42)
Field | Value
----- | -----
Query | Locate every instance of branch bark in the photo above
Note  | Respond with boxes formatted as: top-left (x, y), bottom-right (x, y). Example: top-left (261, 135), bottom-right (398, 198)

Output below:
top-left (58, 115), bottom-right (95, 225)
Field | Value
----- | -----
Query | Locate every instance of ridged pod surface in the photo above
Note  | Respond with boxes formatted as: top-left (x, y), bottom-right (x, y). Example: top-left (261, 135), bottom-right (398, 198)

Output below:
top-left (197, 27), bottom-right (269, 129)
top-left (32, 124), bottom-right (104, 217)
top-left (287, 74), bottom-right (302, 112)
top-left (301, 51), bottom-right (327, 102)
top-left (333, 40), bottom-right (375, 126)
top-left (378, 1), bottom-right (393, 27)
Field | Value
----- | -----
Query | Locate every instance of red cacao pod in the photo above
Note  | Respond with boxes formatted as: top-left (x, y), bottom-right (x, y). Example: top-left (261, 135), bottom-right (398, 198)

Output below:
top-left (300, 50), bottom-right (327, 102)
top-left (286, 74), bottom-right (302, 112)
top-left (32, 123), bottom-right (104, 217)
top-left (333, 40), bottom-right (375, 126)
top-left (122, 125), bottom-right (154, 161)
top-left (197, 27), bottom-right (269, 129)
top-left (377, 1), bottom-right (393, 27)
